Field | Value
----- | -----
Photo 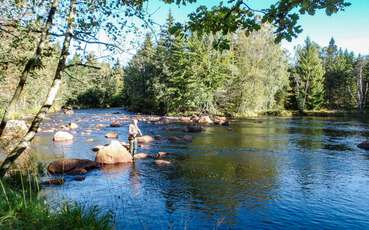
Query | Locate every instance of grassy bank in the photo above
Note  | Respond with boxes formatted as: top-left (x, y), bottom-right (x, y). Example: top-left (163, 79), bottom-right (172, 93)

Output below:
top-left (0, 174), bottom-right (113, 230)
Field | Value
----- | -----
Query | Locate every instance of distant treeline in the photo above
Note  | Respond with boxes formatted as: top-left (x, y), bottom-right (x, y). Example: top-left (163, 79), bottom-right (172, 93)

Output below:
top-left (123, 14), bottom-right (369, 115)
top-left (1, 13), bottom-right (368, 118)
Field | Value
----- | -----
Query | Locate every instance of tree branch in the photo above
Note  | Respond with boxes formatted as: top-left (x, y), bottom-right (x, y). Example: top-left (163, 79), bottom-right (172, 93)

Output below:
top-left (64, 63), bottom-right (101, 69)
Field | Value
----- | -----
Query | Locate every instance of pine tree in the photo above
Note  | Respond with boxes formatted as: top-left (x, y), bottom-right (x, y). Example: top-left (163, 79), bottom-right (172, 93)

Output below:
top-left (295, 37), bottom-right (325, 111)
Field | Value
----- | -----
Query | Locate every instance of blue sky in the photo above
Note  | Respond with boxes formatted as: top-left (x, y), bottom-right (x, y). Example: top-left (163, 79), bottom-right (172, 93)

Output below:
top-left (145, 0), bottom-right (369, 55)
top-left (88, 0), bottom-right (369, 64)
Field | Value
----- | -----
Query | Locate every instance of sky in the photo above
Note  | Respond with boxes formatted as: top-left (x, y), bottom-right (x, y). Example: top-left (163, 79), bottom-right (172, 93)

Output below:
top-left (89, 0), bottom-right (369, 64)
top-left (146, 0), bottom-right (369, 54)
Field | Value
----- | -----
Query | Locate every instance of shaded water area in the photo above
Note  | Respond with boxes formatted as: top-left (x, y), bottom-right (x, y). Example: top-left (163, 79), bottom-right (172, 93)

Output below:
top-left (33, 109), bottom-right (369, 229)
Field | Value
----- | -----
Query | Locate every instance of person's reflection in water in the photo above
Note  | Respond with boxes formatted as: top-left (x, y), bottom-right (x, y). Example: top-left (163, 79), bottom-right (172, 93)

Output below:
top-left (129, 163), bottom-right (141, 197)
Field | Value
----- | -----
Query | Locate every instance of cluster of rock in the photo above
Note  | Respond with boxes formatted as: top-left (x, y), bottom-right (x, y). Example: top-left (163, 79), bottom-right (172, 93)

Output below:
top-left (135, 115), bottom-right (229, 126)
top-left (45, 112), bottom-right (231, 185)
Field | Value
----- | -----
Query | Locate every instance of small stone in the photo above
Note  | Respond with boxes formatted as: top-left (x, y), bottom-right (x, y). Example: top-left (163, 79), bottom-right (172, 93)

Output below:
top-left (95, 124), bottom-right (105, 129)
top-left (53, 131), bottom-right (74, 142)
top-left (48, 178), bottom-right (64, 185)
top-left (110, 121), bottom-right (122, 127)
top-left (68, 122), bottom-right (78, 129)
top-left (136, 135), bottom-right (154, 144)
top-left (358, 141), bottom-right (369, 150)
top-left (155, 160), bottom-right (171, 165)
top-left (182, 135), bottom-right (192, 142)
top-left (105, 131), bottom-right (118, 139)
top-left (197, 115), bottom-right (213, 124)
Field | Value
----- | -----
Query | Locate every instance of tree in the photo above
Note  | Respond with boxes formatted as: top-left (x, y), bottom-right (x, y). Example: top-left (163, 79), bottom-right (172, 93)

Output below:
top-left (124, 15), bottom-right (232, 115)
top-left (294, 38), bottom-right (325, 111)
top-left (0, 0), bottom-right (59, 136)
top-left (322, 38), bottom-right (356, 109)
top-left (123, 33), bottom-right (161, 113)
top-left (224, 25), bottom-right (289, 114)
top-left (356, 57), bottom-right (369, 112)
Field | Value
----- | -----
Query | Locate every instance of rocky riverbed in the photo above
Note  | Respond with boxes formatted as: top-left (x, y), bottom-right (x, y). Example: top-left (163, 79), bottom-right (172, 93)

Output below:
top-left (3, 108), bottom-right (369, 229)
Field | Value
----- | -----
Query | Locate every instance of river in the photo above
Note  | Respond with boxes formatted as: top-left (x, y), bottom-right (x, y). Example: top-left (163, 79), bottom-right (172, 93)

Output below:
top-left (33, 108), bottom-right (369, 229)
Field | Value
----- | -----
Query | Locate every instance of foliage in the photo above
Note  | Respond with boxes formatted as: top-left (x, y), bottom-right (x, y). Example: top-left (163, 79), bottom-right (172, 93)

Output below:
top-left (292, 38), bottom-right (325, 111)
top-left (186, 0), bottom-right (351, 43)
top-left (0, 26), bottom-right (61, 118)
top-left (62, 55), bottom-right (124, 108)
top-left (221, 26), bottom-right (289, 114)
top-left (322, 38), bottom-right (356, 109)
top-left (124, 13), bottom-right (233, 114)
top-left (124, 15), bottom-right (288, 115)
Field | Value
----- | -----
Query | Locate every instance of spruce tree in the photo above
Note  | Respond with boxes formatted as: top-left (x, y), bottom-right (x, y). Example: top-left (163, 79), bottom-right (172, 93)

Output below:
top-left (295, 38), bottom-right (325, 111)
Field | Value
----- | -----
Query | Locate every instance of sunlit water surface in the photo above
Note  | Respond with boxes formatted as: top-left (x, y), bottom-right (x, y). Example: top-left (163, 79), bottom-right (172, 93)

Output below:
top-left (33, 109), bottom-right (369, 229)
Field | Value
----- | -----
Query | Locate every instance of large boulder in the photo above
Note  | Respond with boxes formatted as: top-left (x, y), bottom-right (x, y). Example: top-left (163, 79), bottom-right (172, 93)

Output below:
top-left (95, 140), bottom-right (133, 164)
top-left (48, 159), bottom-right (98, 174)
top-left (136, 135), bottom-right (154, 144)
top-left (53, 131), bottom-right (74, 142)
top-left (1, 120), bottom-right (28, 138)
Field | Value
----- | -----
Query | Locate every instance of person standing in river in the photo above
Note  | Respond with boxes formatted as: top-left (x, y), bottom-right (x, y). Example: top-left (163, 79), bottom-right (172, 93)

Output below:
top-left (128, 119), bottom-right (142, 160)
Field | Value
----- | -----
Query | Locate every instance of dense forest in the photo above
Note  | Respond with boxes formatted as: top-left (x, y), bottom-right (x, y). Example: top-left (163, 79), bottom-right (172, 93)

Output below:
top-left (123, 14), bottom-right (369, 115)
top-left (1, 13), bottom-right (368, 118)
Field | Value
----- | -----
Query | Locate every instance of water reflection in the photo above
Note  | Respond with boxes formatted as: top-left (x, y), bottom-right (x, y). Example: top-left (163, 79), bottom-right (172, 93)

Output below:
top-left (34, 110), bottom-right (369, 229)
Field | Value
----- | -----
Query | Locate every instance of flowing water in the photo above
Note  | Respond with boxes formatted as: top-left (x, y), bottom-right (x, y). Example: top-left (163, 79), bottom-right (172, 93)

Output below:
top-left (33, 109), bottom-right (369, 229)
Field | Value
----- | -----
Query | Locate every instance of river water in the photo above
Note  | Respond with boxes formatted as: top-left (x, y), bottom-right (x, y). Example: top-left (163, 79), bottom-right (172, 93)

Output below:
top-left (33, 108), bottom-right (369, 229)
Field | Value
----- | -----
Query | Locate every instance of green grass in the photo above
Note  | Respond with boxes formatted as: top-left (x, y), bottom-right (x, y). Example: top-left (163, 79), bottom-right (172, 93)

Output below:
top-left (0, 173), bottom-right (113, 230)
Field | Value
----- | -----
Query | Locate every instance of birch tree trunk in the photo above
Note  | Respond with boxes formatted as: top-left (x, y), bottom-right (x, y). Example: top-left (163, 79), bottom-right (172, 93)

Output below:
top-left (0, 0), bottom-right (76, 177)
top-left (0, 0), bottom-right (59, 137)
top-left (356, 60), bottom-right (369, 112)
top-left (301, 78), bottom-right (310, 112)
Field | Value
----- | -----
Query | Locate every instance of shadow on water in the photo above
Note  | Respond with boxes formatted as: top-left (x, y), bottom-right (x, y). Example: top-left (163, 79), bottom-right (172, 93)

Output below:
top-left (34, 109), bottom-right (369, 229)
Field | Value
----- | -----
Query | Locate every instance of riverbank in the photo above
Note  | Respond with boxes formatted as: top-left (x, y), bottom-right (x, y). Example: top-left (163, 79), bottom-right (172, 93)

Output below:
top-left (229, 109), bottom-right (369, 118)
top-left (0, 173), bottom-right (112, 229)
